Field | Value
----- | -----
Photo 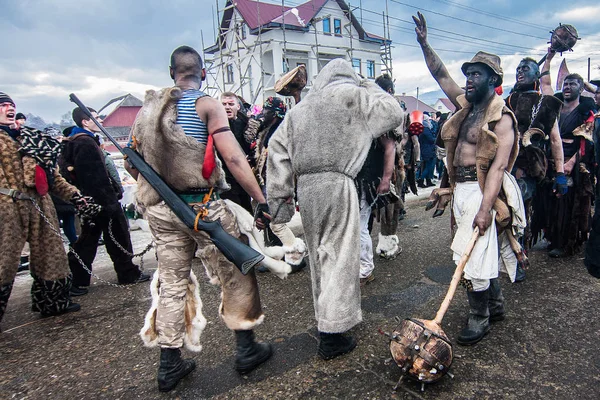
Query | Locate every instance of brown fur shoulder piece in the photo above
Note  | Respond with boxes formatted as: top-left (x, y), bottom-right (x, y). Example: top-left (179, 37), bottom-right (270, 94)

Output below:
top-left (132, 87), bottom-right (229, 207)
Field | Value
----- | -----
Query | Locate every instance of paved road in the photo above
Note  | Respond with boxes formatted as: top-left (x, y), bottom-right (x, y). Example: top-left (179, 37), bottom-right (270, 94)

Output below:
top-left (1, 192), bottom-right (599, 400)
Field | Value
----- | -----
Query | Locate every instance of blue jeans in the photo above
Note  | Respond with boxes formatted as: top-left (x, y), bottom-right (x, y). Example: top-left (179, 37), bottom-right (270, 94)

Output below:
top-left (57, 212), bottom-right (78, 245)
top-left (417, 159), bottom-right (436, 181)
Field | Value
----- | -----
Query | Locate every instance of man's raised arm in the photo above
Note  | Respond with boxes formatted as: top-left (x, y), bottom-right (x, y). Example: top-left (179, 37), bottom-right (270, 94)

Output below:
top-left (413, 12), bottom-right (464, 108)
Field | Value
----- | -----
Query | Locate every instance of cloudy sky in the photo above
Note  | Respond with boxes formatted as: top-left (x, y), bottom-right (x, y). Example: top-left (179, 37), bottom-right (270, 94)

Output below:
top-left (2, 0), bottom-right (600, 122)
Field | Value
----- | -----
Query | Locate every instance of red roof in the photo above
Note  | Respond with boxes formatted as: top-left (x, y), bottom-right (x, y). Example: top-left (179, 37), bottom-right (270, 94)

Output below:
top-left (234, 0), bottom-right (328, 29)
top-left (395, 95), bottom-right (436, 114)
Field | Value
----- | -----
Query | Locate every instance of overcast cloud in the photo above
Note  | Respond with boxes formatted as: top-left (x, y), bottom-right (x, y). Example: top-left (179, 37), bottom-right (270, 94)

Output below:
top-left (2, 0), bottom-right (600, 122)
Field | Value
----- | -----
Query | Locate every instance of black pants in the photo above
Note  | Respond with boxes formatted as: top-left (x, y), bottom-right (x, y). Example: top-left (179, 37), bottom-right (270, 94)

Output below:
top-left (221, 180), bottom-right (253, 214)
top-left (68, 207), bottom-right (140, 287)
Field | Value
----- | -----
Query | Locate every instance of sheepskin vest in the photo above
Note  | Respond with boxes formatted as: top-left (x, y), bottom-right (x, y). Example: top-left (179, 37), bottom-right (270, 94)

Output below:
top-left (131, 87), bottom-right (228, 207)
top-left (441, 94), bottom-right (519, 192)
top-left (506, 91), bottom-right (562, 138)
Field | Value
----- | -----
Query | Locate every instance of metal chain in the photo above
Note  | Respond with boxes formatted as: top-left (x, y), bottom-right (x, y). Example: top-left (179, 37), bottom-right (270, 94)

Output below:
top-left (29, 198), bottom-right (154, 289)
top-left (529, 94), bottom-right (544, 128)
top-left (107, 218), bottom-right (154, 272)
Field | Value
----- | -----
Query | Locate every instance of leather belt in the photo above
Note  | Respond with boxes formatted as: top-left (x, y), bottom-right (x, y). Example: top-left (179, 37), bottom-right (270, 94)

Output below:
top-left (455, 166), bottom-right (478, 182)
top-left (0, 188), bottom-right (32, 200)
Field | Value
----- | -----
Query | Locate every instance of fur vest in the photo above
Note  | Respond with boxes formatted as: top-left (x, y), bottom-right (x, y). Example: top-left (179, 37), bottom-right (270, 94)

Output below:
top-left (131, 87), bottom-right (228, 208)
top-left (441, 94), bottom-right (519, 226)
top-left (441, 94), bottom-right (519, 190)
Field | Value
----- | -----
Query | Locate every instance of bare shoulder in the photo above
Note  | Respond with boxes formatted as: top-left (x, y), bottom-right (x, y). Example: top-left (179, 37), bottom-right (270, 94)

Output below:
top-left (494, 113), bottom-right (516, 139)
top-left (195, 95), bottom-right (219, 117)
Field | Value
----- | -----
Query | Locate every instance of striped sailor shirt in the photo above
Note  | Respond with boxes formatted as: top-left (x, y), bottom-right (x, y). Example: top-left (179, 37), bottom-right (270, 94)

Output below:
top-left (176, 89), bottom-right (209, 144)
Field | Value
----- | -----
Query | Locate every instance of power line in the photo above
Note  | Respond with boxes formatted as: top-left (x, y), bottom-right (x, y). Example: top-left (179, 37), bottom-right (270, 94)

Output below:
top-left (389, 0), bottom-right (548, 40)
top-left (427, 0), bottom-right (553, 32)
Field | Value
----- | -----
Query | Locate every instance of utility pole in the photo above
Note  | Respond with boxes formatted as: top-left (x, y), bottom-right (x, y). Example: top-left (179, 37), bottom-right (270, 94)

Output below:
top-left (588, 57), bottom-right (591, 82)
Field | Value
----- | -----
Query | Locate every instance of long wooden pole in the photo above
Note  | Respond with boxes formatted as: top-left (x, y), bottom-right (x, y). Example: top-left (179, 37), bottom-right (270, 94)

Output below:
top-left (433, 227), bottom-right (480, 325)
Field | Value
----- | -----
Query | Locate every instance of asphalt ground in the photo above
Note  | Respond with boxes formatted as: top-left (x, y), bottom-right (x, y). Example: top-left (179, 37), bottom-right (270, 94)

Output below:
top-left (1, 189), bottom-right (599, 400)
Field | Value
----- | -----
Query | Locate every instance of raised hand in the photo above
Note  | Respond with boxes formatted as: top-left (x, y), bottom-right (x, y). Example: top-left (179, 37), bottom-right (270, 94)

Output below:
top-left (413, 12), bottom-right (428, 46)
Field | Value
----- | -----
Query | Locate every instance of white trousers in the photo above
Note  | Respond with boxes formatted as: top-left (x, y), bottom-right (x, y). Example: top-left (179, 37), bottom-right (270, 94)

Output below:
top-left (359, 194), bottom-right (374, 279)
top-left (451, 182), bottom-right (498, 291)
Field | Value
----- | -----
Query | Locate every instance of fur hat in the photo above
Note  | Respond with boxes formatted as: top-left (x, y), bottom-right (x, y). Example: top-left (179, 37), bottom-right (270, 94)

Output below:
top-left (461, 52), bottom-right (503, 87)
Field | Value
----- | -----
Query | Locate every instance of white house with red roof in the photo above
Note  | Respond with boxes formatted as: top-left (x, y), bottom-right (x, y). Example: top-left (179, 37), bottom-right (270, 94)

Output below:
top-left (204, 0), bottom-right (391, 104)
top-left (432, 98), bottom-right (456, 114)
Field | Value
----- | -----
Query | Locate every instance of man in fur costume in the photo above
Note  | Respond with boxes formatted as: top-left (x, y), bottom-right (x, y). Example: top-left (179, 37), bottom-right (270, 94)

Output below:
top-left (266, 59), bottom-right (404, 359)
top-left (59, 107), bottom-right (150, 296)
top-left (414, 13), bottom-right (522, 345)
top-left (356, 74), bottom-right (400, 285)
top-left (503, 53), bottom-right (566, 280)
top-left (132, 46), bottom-right (273, 392)
top-left (253, 96), bottom-right (307, 272)
top-left (0, 91), bottom-right (100, 326)
top-left (544, 74), bottom-right (595, 258)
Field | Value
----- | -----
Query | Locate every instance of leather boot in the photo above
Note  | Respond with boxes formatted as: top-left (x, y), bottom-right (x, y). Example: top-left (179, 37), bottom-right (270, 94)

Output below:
top-left (457, 289), bottom-right (490, 345)
top-left (417, 179), bottom-right (425, 188)
top-left (426, 179), bottom-right (435, 187)
top-left (234, 330), bottom-right (272, 374)
top-left (318, 332), bottom-right (357, 360)
top-left (488, 278), bottom-right (505, 322)
top-left (157, 348), bottom-right (196, 392)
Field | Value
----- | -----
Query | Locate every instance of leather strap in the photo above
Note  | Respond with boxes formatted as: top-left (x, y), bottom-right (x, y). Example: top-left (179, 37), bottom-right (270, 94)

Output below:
top-left (0, 188), bottom-right (31, 200)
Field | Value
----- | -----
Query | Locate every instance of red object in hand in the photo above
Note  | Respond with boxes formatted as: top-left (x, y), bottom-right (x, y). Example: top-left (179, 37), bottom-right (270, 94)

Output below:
top-left (409, 110), bottom-right (424, 135)
top-left (202, 134), bottom-right (216, 179)
top-left (495, 86), bottom-right (504, 96)
top-left (35, 165), bottom-right (49, 196)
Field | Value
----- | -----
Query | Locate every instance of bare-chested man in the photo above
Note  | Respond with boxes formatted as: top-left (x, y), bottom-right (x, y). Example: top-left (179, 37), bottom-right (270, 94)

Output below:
top-left (414, 12), bottom-right (519, 345)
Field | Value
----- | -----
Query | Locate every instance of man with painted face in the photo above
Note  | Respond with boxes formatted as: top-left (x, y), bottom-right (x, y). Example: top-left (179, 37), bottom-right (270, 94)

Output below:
top-left (503, 57), bottom-right (566, 280)
top-left (543, 74), bottom-right (595, 258)
top-left (414, 12), bottom-right (521, 345)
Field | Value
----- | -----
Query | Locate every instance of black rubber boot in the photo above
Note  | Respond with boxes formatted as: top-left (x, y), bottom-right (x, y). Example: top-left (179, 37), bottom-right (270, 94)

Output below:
top-left (234, 330), bottom-right (272, 374)
top-left (318, 332), bottom-right (357, 360)
top-left (488, 278), bottom-right (505, 322)
top-left (157, 348), bottom-right (196, 392)
top-left (426, 179), bottom-right (435, 187)
top-left (417, 179), bottom-right (426, 188)
top-left (457, 289), bottom-right (490, 346)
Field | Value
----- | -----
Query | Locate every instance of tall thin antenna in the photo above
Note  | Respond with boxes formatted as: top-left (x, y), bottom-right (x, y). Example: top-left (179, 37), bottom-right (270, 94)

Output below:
top-left (282, 0), bottom-right (288, 72)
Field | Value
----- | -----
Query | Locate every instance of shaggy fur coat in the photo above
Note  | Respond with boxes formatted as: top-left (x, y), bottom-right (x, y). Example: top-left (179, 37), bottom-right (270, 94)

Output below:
top-left (266, 59), bottom-right (404, 333)
top-left (0, 128), bottom-right (78, 286)
top-left (130, 87), bottom-right (229, 207)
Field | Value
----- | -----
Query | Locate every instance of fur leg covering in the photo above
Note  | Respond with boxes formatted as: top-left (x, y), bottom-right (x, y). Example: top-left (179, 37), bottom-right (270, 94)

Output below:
top-left (283, 238), bottom-right (307, 266)
top-left (376, 233), bottom-right (402, 260)
top-left (140, 269), bottom-right (207, 352)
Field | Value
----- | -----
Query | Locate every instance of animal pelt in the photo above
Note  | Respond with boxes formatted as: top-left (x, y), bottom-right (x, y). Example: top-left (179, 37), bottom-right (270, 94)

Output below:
top-left (376, 233), bottom-right (401, 259)
top-left (131, 87), bottom-right (229, 208)
top-left (139, 269), bottom-right (207, 352)
top-left (223, 199), bottom-right (309, 279)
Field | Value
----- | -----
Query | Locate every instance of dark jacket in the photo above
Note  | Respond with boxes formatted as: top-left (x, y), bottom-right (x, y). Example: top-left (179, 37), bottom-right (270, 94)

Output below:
top-left (58, 133), bottom-right (121, 215)
top-left (418, 122), bottom-right (437, 161)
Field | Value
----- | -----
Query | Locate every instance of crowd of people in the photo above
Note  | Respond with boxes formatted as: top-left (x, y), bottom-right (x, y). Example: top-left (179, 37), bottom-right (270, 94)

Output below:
top-left (0, 10), bottom-right (599, 394)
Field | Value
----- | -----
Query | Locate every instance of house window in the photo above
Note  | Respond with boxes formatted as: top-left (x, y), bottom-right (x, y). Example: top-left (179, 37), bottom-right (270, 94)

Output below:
top-left (352, 58), bottom-right (361, 75)
top-left (323, 18), bottom-right (331, 34)
top-left (366, 60), bottom-right (375, 78)
top-left (282, 59), bottom-right (289, 73)
top-left (241, 25), bottom-right (246, 40)
top-left (334, 19), bottom-right (342, 35)
top-left (226, 64), bottom-right (234, 83)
